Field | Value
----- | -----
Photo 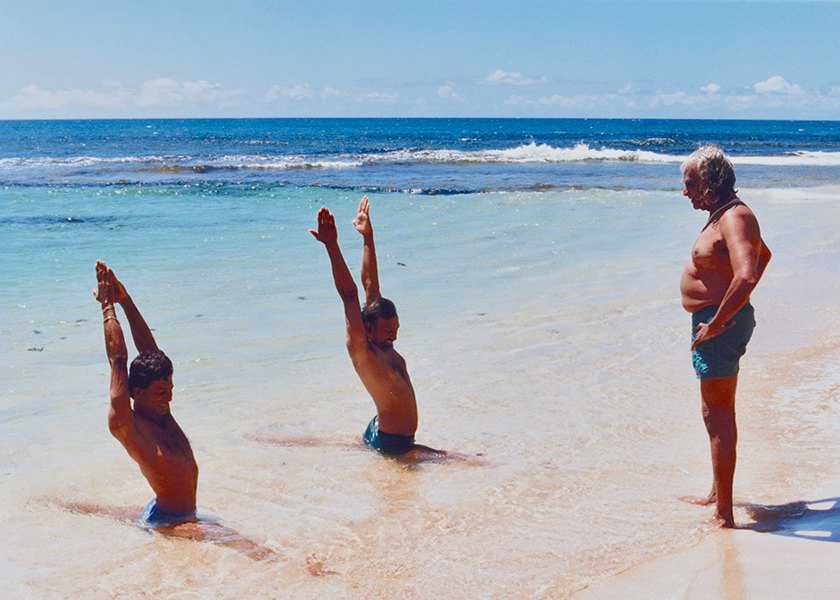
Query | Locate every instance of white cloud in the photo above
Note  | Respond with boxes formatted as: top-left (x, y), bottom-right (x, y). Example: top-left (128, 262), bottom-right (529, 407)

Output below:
top-left (8, 80), bottom-right (233, 112)
top-left (701, 83), bottom-right (720, 94)
top-left (266, 84), bottom-right (314, 101)
top-left (10, 85), bottom-right (119, 110)
top-left (485, 70), bottom-right (547, 86)
top-left (320, 87), bottom-right (341, 99)
top-left (726, 95), bottom-right (757, 110)
top-left (136, 78), bottom-right (224, 107)
top-left (754, 76), bottom-right (803, 95)
top-left (658, 91), bottom-right (687, 106)
top-left (356, 92), bottom-right (398, 104)
top-left (537, 94), bottom-right (594, 107)
top-left (438, 85), bottom-right (461, 101)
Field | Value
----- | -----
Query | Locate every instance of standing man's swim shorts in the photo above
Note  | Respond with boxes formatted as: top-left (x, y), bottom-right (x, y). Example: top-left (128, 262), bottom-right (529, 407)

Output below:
top-left (691, 302), bottom-right (755, 379)
top-left (141, 498), bottom-right (197, 526)
top-left (363, 416), bottom-right (415, 456)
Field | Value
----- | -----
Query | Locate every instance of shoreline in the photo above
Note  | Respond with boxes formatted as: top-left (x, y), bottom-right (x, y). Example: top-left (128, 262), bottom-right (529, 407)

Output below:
top-left (573, 348), bottom-right (840, 599)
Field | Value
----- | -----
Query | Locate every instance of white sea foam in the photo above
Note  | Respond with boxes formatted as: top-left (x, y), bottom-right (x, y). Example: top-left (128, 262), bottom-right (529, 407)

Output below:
top-left (373, 143), bottom-right (678, 164)
top-left (732, 151), bottom-right (840, 167)
top-left (2, 146), bottom-right (840, 177)
top-left (362, 144), bottom-right (840, 166)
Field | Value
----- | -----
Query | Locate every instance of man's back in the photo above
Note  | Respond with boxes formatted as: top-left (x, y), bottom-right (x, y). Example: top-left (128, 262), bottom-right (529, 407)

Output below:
top-left (351, 341), bottom-right (418, 436)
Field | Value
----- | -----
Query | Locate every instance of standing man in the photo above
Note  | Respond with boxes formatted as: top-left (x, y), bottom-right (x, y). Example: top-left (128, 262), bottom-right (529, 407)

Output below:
top-left (310, 197), bottom-right (452, 459)
top-left (679, 145), bottom-right (772, 527)
top-left (95, 260), bottom-right (199, 525)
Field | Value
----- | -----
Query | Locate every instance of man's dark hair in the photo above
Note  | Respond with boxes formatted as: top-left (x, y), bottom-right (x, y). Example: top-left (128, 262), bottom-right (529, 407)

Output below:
top-left (129, 350), bottom-right (173, 395)
top-left (361, 298), bottom-right (398, 325)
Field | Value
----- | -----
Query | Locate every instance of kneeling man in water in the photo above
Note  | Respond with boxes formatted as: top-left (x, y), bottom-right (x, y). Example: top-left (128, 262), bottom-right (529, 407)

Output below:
top-left (95, 260), bottom-right (199, 526)
top-left (93, 261), bottom-right (274, 558)
top-left (679, 145), bottom-right (772, 527)
top-left (310, 197), bottom-right (457, 460)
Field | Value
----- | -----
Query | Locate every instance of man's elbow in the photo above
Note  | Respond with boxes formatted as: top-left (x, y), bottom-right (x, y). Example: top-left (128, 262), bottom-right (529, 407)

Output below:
top-left (108, 349), bottom-right (128, 366)
top-left (735, 272), bottom-right (759, 291)
top-left (107, 413), bottom-right (129, 440)
top-left (339, 286), bottom-right (359, 303)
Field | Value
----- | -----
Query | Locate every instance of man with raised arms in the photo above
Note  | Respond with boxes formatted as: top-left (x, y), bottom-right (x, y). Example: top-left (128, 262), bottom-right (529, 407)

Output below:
top-left (679, 145), bottom-right (772, 527)
top-left (95, 260), bottom-right (199, 525)
top-left (92, 262), bottom-right (276, 558)
top-left (310, 197), bottom-right (451, 459)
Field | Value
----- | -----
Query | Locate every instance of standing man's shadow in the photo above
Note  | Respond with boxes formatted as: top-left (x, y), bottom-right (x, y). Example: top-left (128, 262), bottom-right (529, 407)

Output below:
top-left (742, 497), bottom-right (840, 542)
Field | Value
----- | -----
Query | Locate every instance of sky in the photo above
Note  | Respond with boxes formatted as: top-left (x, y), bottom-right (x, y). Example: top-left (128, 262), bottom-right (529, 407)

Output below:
top-left (1, 0), bottom-right (839, 120)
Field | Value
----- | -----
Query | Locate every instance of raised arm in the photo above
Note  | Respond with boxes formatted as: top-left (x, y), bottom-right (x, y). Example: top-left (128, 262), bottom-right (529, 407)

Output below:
top-left (108, 267), bottom-right (158, 355)
top-left (94, 261), bottom-right (133, 440)
top-left (352, 196), bottom-right (381, 305)
top-left (310, 207), bottom-right (368, 354)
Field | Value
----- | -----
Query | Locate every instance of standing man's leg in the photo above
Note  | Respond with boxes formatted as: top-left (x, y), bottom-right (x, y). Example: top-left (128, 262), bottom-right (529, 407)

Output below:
top-left (700, 375), bottom-right (738, 528)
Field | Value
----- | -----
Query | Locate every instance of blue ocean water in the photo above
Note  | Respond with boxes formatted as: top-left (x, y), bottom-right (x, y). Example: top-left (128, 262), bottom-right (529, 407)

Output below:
top-left (2, 118), bottom-right (839, 192)
top-left (2, 119), bottom-right (840, 598)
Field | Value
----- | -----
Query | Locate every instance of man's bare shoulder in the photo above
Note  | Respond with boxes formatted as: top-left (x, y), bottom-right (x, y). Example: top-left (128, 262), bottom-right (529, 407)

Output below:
top-left (717, 202), bottom-right (762, 239)
top-left (118, 412), bottom-right (193, 461)
top-left (350, 341), bottom-right (395, 369)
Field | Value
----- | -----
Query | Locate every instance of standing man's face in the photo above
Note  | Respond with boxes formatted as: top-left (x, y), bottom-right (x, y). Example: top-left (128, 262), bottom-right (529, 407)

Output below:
top-left (682, 163), bottom-right (710, 210)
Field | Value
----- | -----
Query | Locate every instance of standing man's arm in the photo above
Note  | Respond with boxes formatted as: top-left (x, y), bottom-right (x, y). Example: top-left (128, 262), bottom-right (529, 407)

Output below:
top-left (310, 207), bottom-right (369, 355)
top-left (94, 261), bottom-right (133, 441)
top-left (691, 211), bottom-right (769, 350)
top-left (107, 268), bottom-right (159, 355)
top-left (352, 196), bottom-right (381, 305)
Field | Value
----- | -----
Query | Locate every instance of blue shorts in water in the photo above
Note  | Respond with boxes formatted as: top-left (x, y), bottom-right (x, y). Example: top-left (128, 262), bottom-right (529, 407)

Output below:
top-left (691, 303), bottom-right (755, 379)
top-left (141, 498), bottom-right (197, 526)
top-left (363, 416), bottom-right (415, 456)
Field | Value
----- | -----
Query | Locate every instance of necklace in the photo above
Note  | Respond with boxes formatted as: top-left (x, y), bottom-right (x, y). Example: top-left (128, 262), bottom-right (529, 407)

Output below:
top-left (705, 198), bottom-right (742, 228)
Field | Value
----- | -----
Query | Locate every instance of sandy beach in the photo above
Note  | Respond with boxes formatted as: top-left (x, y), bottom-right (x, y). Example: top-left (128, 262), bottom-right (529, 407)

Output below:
top-left (3, 118), bottom-right (840, 598)
top-left (572, 205), bottom-right (840, 600)
top-left (573, 478), bottom-right (840, 599)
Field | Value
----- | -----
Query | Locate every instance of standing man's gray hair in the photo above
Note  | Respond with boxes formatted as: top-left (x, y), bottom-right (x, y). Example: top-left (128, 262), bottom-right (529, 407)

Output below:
top-left (681, 144), bottom-right (737, 202)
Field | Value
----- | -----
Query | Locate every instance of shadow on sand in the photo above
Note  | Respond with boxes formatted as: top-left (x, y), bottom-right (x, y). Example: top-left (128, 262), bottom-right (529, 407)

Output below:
top-left (742, 497), bottom-right (840, 542)
top-left (55, 500), bottom-right (280, 560)
top-left (246, 432), bottom-right (487, 465)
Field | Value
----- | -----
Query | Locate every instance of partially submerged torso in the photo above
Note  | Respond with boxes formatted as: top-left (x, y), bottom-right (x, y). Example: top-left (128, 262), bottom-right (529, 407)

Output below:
top-left (353, 343), bottom-right (418, 436)
top-left (128, 412), bottom-right (199, 513)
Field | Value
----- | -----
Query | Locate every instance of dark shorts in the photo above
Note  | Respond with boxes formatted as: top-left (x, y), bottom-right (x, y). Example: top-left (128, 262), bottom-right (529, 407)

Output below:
top-left (691, 303), bottom-right (755, 379)
top-left (141, 498), bottom-right (197, 526)
top-left (363, 416), bottom-right (415, 456)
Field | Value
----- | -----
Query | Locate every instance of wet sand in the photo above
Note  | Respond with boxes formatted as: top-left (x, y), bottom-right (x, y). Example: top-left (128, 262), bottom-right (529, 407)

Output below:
top-left (574, 355), bottom-right (840, 599)
top-left (572, 483), bottom-right (840, 599)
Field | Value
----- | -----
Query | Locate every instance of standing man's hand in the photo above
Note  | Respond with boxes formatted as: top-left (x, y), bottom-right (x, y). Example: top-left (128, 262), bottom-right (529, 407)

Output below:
top-left (691, 320), bottom-right (735, 351)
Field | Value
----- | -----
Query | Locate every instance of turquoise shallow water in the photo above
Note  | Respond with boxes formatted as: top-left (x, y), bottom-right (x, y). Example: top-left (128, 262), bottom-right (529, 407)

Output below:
top-left (2, 119), bottom-right (840, 598)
